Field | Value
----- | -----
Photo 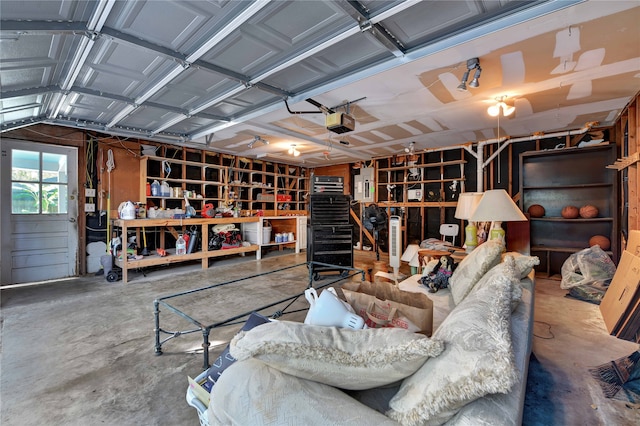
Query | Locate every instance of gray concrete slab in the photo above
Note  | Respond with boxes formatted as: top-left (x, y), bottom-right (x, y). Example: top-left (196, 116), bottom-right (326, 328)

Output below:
top-left (1, 253), bottom-right (639, 425)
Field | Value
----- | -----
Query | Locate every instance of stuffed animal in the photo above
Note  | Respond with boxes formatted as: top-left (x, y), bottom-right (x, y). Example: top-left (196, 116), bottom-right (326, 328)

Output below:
top-left (419, 255), bottom-right (456, 293)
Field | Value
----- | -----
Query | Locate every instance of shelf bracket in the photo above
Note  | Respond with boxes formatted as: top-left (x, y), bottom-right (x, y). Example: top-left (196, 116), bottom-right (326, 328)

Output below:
top-left (606, 152), bottom-right (639, 171)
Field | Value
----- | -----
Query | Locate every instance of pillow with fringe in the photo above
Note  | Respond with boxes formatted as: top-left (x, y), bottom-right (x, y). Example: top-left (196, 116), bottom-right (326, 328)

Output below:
top-left (386, 268), bottom-right (519, 426)
top-left (229, 321), bottom-right (444, 390)
top-left (502, 251), bottom-right (540, 278)
top-left (469, 255), bottom-right (523, 311)
top-left (449, 239), bottom-right (505, 305)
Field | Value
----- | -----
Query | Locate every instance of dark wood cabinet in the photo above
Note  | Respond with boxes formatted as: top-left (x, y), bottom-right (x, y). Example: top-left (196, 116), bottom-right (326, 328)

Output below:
top-left (519, 144), bottom-right (618, 278)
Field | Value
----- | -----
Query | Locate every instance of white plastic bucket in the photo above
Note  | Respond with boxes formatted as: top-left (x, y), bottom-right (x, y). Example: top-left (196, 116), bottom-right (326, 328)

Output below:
top-left (263, 226), bottom-right (272, 244)
top-left (243, 228), bottom-right (259, 244)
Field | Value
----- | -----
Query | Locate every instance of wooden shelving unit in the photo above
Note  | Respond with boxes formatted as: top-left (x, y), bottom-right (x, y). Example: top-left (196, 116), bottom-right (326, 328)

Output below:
top-left (139, 148), bottom-right (309, 217)
top-left (111, 217), bottom-right (260, 283)
top-left (519, 144), bottom-right (619, 278)
top-left (372, 148), bottom-right (467, 247)
top-left (241, 215), bottom-right (307, 259)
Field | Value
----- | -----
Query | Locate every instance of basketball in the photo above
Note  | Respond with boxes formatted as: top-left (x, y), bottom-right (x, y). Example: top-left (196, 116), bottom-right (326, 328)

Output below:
top-left (580, 205), bottom-right (599, 218)
top-left (589, 235), bottom-right (610, 250)
top-left (561, 205), bottom-right (579, 219)
top-left (527, 204), bottom-right (545, 218)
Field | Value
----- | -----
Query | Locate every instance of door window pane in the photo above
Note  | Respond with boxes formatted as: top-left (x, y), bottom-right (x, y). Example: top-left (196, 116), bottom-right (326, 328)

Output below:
top-left (43, 152), bottom-right (68, 183)
top-left (11, 182), bottom-right (40, 214)
top-left (11, 149), bottom-right (69, 215)
top-left (11, 150), bottom-right (39, 181)
top-left (42, 184), bottom-right (67, 214)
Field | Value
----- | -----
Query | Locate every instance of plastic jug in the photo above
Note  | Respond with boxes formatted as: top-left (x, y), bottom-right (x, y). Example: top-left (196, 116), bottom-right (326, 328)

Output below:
top-left (151, 180), bottom-right (160, 196)
top-left (161, 181), bottom-right (170, 197)
top-left (119, 201), bottom-right (136, 220)
top-left (176, 234), bottom-right (186, 255)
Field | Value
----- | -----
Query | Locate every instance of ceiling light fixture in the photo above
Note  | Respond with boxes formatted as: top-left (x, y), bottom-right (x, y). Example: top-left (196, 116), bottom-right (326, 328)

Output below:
top-left (488, 96), bottom-right (516, 117)
top-left (457, 58), bottom-right (481, 92)
top-left (288, 144), bottom-right (301, 157)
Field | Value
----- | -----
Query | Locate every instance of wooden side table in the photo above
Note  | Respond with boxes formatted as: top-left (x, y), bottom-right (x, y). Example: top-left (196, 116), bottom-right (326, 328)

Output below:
top-left (418, 249), bottom-right (451, 268)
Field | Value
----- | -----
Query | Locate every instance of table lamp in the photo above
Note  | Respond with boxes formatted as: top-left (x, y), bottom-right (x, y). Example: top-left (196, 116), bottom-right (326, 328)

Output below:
top-left (401, 244), bottom-right (421, 275)
top-left (454, 192), bottom-right (483, 252)
top-left (469, 189), bottom-right (527, 244)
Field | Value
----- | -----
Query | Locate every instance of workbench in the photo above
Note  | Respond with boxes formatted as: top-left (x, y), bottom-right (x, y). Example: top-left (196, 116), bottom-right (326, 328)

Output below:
top-left (111, 217), bottom-right (260, 283)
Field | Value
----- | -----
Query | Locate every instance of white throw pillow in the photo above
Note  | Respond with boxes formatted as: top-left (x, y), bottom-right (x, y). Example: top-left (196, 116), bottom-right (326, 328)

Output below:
top-left (471, 255), bottom-right (522, 311)
top-left (386, 268), bottom-right (519, 425)
top-left (229, 321), bottom-right (444, 390)
top-left (449, 239), bottom-right (505, 305)
top-left (503, 251), bottom-right (540, 278)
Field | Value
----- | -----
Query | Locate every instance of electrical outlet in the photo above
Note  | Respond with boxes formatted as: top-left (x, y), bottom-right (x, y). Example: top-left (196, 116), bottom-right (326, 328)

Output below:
top-left (85, 203), bottom-right (95, 212)
top-left (85, 188), bottom-right (96, 197)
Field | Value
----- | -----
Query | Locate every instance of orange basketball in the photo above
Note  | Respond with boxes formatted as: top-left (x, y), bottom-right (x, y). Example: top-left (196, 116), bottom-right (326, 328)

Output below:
top-left (580, 205), bottom-right (599, 218)
top-left (561, 205), bottom-right (579, 219)
top-left (589, 235), bottom-right (610, 250)
top-left (527, 204), bottom-right (545, 218)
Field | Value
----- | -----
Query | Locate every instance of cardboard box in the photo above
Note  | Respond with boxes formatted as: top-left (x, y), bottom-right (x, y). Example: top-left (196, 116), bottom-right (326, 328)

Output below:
top-left (600, 230), bottom-right (640, 336)
top-left (626, 230), bottom-right (640, 256)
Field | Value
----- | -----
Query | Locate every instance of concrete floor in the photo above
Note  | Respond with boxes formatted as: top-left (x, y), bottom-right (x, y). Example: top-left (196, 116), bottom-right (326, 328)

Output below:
top-left (1, 250), bottom-right (640, 425)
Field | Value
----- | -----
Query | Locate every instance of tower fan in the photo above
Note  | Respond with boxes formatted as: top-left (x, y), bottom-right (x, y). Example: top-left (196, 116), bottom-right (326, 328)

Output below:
top-left (362, 204), bottom-right (388, 260)
top-left (388, 215), bottom-right (402, 281)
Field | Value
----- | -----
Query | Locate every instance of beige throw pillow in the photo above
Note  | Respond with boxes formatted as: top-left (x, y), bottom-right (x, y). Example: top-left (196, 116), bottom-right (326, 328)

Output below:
top-left (471, 255), bottom-right (522, 311)
top-left (386, 268), bottom-right (519, 425)
top-left (449, 239), bottom-right (505, 305)
top-left (503, 251), bottom-right (540, 278)
top-left (230, 321), bottom-right (444, 390)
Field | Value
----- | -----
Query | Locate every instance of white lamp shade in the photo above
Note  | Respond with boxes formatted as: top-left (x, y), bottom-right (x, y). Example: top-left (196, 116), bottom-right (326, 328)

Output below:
top-left (455, 192), bottom-right (483, 219)
top-left (470, 189), bottom-right (527, 222)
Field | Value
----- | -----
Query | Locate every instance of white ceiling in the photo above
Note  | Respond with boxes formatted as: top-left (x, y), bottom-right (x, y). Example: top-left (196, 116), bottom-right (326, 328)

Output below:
top-left (1, 0), bottom-right (639, 167)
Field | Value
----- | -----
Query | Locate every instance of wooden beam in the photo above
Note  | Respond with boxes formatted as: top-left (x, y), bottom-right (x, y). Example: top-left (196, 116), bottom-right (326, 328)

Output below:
top-left (629, 101), bottom-right (638, 231)
top-left (350, 206), bottom-right (374, 245)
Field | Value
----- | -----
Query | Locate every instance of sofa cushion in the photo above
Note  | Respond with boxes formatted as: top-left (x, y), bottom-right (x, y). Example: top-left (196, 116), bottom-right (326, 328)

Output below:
top-left (449, 239), bottom-right (504, 305)
top-left (229, 321), bottom-right (444, 390)
top-left (386, 265), bottom-right (519, 426)
top-left (209, 358), bottom-right (399, 426)
top-left (446, 281), bottom-right (534, 426)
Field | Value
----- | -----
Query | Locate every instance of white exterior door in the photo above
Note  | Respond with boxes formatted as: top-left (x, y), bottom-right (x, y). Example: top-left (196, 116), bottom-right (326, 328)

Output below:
top-left (1, 139), bottom-right (79, 285)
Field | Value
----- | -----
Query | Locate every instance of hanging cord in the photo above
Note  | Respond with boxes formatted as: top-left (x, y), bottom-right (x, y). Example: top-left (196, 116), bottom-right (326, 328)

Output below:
top-left (497, 114), bottom-right (501, 184)
top-left (106, 149), bottom-right (115, 251)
